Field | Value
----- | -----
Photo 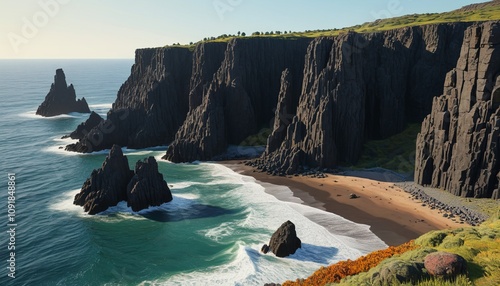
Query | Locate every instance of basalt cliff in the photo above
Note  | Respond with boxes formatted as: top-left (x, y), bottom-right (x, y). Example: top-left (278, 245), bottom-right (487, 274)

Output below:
top-left (415, 22), bottom-right (500, 199)
top-left (67, 21), bottom-right (499, 199)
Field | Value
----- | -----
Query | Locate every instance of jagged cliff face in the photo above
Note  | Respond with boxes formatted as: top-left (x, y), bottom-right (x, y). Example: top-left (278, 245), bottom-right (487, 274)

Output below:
top-left (66, 47), bottom-right (194, 152)
top-left (258, 23), bottom-right (470, 174)
top-left (415, 22), bottom-right (500, 199)
top-left (164, 38), bottom-right (311, 162)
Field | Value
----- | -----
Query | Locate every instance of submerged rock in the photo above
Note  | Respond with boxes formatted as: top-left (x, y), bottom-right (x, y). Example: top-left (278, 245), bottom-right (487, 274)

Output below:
top-left (268, 220), bottom-right (302, 257)
top-left (36, 69), bottom-right (90, 117)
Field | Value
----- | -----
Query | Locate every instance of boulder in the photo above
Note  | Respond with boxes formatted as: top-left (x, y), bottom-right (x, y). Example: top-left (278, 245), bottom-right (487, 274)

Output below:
top-left (36, 69), bottom-right (90, 117)
top-left (126, 156), bottom-right (173, 212)
top-left (424, 252), bottom-right (467, 277)
top-left (261, 244), bottom-right (270, 254)
top-left (73, 145), bottom-right (133, 215)
top-left (269, 220), bottom-right (302, 257)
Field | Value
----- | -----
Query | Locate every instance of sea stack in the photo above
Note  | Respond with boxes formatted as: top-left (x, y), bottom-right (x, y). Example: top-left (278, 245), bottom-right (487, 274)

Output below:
top-left (36, 68), bottom-right (90, 117)
top-left (127, 156), bottom-right (173, 212)
top-left (74, 145), bottom-right (134, 215)
top-left (74, 145), bottom-right (173, 214)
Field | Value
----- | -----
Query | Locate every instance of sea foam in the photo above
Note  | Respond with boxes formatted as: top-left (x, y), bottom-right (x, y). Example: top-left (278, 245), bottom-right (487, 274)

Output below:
top-left (147, 163), bottom-right (387, 285)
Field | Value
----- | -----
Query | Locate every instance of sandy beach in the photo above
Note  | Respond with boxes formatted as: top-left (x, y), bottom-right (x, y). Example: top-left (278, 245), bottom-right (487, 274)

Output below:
top-left (222, 161), bottom-right (463, 246)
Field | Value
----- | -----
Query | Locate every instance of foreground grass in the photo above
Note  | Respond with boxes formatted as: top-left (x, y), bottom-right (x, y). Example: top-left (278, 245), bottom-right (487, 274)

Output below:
top-left (281, 219), bottom-right (500, 286)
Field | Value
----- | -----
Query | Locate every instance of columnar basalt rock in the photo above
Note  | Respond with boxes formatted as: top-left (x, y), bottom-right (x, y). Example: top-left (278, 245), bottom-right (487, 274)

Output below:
top-left (74, 145), bottom-right (134, 215)
top-left (415, 21), bottom-right (500, 198)
top-left (66, 47), bottom-right (193, 152)
top-left (74, 145), bottom-right (172, 214)
top-left (63, 111), bottom-right (103, 140)
top-left (127, 156), bottom-right (173, 212)
top-left (36, 69), bottom-right (90, 117)
top-left (164, 37), bottom-right (311, 162)
top-left (259, 23), bottom-right (470, 174)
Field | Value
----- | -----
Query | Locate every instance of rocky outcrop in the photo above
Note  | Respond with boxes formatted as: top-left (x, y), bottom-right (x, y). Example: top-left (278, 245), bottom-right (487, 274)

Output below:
top-left (268, 220), bottom-right (302, 257)
top-left (264, 69), bottom-right (299, 156)
top-left (127, 157), bottom-right (173, 212)
top-left (74, 145), bottom-right (172, 214)
top-left (66, 47), bottom-right (193, 152)
top-left (164, 38), bottom-right (311, 162)
top-left (415, 22), bottom-right (500, 198)
top-left (63, 111), bottom-right (103, 140)
top-left (424, 252), bottom-right (467, 278)
top-left (36, 69), bottom-right (90, 117)
top-left (74, 145), bottom-right (133, 215)
top-left (258, 23), bottom-right (470, 174)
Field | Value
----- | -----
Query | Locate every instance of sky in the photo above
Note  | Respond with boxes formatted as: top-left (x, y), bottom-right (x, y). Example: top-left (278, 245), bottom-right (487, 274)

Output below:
top-left (0, 0), bottom-right (488, 59)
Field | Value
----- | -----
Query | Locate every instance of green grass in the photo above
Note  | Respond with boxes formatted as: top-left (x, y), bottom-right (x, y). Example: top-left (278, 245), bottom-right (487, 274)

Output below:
top-left (335, 220), bottom-right (500, 286)
top-left (239, 128), bottom-right (272, 146)
top-left (352, 124), bottom-right (421, 174)
top-left (167, 1), bottom-right (500, 48)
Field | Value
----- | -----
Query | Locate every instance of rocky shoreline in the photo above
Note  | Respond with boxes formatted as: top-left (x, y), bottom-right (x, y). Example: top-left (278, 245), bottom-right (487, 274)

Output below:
top-left (240, 157), bottom-right (493, 227)
top-left (397, 182), bottom-right (489, 226)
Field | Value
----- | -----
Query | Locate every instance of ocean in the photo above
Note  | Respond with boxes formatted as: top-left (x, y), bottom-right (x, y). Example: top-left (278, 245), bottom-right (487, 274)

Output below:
top-left (0, 60), bottom-right (386, 286)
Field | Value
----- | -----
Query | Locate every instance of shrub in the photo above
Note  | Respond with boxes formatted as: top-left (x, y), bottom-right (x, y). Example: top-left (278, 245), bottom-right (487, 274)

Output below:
top-left (282, 241), bottom-right (416, 286)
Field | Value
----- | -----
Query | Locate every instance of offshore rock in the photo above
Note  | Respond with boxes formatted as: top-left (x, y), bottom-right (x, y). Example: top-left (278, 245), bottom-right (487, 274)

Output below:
top-left (74, 145), bottom-right (172, 214)
top-left (415, 21), bottom-right (500, 198)
top-left (127, 156), bottom-right (173, 212)
top-left (74, 145), bottom-right (133, 215)
top-left (36, 69), bottom-right (90, 117)
top-left (268, 220), bottom-right (302, 258)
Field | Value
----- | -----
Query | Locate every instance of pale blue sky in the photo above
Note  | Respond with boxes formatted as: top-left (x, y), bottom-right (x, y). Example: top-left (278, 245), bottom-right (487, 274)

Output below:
top-left (0, 0), bottom-right (487, 59)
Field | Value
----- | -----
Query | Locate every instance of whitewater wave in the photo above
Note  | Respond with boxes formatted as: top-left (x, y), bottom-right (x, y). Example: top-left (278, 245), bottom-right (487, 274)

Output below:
top-left (19, 110), bottom-right (81, 119)
top-left (143, 163), bottom-right (388, 285)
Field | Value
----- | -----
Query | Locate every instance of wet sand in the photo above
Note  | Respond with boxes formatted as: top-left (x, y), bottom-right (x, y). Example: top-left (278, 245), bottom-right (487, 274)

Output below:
top-left (222, 161), bottom-right (463, 246)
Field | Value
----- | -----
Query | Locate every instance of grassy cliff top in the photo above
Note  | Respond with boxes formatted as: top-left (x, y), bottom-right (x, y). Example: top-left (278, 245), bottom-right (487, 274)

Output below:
top-left (168, 0), bottom-right (500, 49)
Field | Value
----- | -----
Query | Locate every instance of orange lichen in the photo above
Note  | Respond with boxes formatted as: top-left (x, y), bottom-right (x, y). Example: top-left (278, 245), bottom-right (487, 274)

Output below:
top-left (283, 240), bottom-right (417, 286)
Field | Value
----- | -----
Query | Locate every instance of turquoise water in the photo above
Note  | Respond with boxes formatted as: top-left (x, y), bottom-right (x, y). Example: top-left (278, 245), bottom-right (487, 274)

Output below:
top-left (0, 60), bottom-right (386, 285)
